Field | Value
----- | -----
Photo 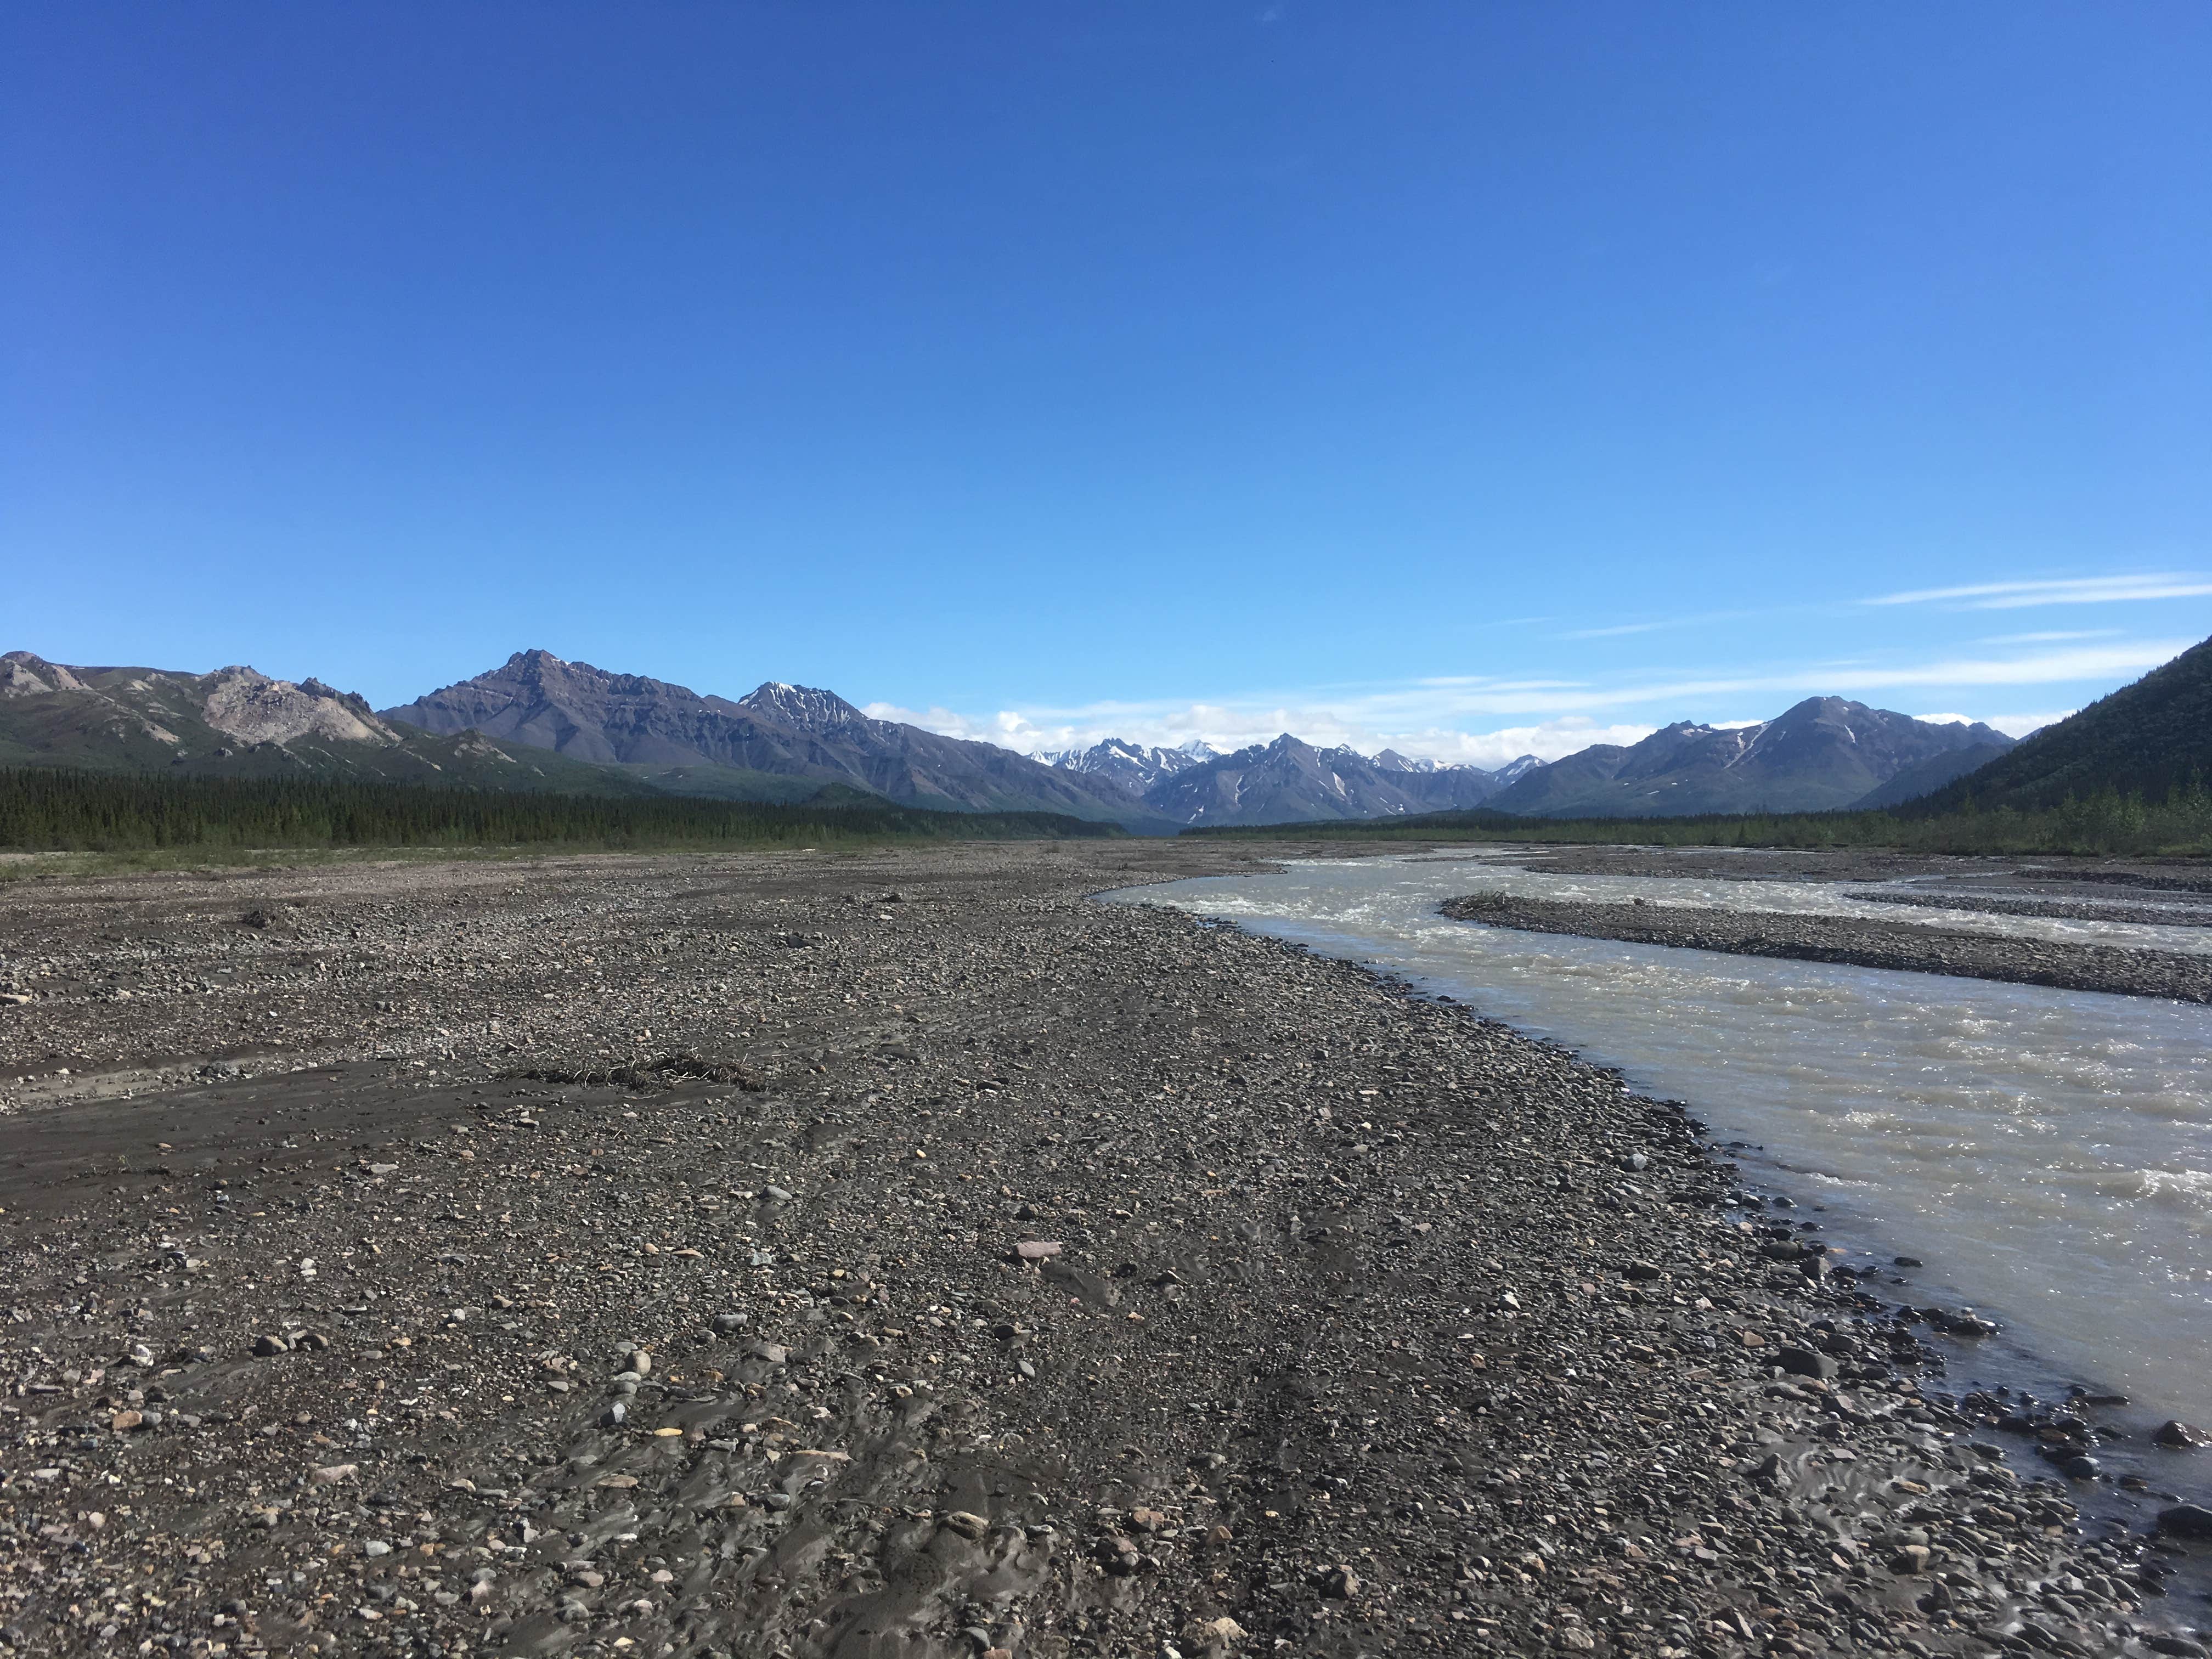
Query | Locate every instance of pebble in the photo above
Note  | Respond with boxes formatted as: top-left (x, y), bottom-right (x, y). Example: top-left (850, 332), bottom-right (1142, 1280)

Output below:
top-left (4, 842), bottom-right (2197, 1659)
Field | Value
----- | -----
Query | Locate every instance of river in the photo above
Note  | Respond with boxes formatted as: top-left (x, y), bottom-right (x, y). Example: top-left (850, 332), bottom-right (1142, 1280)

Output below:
top-left (1111, 852), bottom-right (2212, 1432)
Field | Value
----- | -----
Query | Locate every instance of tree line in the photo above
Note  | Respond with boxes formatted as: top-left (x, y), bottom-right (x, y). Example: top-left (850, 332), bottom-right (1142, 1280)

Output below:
top-left (0, 768), bottom-right (1124, 851)
top-left (1190, 782), bottom-right (2212, 857)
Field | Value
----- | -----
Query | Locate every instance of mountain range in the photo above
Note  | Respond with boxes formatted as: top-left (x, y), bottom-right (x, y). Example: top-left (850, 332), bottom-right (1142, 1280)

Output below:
top-left (1119, 734), bottom-right (1511, 825)
top-left (1037, 698), bottom-right (2011, 823)
top-left (0, 644), bottom-right (2068, 830)
top-left (381, 651), bottom-right (1166, 826)
top-left (0, 651), bottom-right (644, 793)
top-left (1038, 737), bottom-right (1222, 796)
top-left (1475, 698), bottom-right (2015, 819)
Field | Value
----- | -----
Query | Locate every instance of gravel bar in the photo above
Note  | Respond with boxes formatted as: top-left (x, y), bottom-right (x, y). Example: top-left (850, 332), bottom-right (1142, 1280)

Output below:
top-left (0, 843), bottom-right (2202, 1659)
top-left (1441, 892), bottom-right (2212, 1005)
top-left (1853, 891), bottom-right (2212, 929)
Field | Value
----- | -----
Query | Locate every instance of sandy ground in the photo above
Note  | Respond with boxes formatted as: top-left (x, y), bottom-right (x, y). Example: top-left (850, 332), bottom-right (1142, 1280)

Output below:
top-left (0, 840), bottom-right (2204, 1659)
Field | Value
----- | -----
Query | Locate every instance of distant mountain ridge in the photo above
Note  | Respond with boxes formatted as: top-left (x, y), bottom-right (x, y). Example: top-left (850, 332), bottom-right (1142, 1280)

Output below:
top-left (5, 640), bottom-right (2103, 832)
top-left (1137, 735), bottom-right (1505, 825)
top-left (382, 650), bottom-right (1165, 826)
top-left (1850, 741), bottom-right (2016, 811)
top-left (1040, 737), bottom-right (1221, 796)
top-left (0, 650), bottom-right (635, 792)
top-left (1047, 698), bottom-right (2013, 823)
top-left (1480, 698), bottom-right (2015, 818)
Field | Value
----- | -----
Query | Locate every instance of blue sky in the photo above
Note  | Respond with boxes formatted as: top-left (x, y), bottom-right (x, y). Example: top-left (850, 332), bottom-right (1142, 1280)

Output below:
top-left (7, 4), bottom-right (2208, 765)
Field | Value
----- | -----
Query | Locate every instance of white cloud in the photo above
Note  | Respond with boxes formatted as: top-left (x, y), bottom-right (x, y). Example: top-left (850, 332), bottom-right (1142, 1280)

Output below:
top-left (1525, 639), bottom-right (2186, 713)
top-left (1560, 620), bottom-right (1669, 639)
top-left (1355, 720), bottom-right (1660, 768)
top-left (1914, 709), bottom-right (2070, 737)
top-left (1967, 710), bottom-right (2073, 738)
top-left (1867, 574), bottom-right (2212, 610)
top-left (1977, 629), bottom-right (2121, 645)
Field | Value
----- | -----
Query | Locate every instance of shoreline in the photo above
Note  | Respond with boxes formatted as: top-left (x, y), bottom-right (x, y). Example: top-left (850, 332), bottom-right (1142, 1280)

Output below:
top-left (1440, 891), bottom-right (2212, 1005)
top-left (0, 841), bottom-right (2202, 1657)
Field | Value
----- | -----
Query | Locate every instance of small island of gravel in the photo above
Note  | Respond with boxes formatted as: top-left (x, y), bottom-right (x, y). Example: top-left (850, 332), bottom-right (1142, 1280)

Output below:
top-left (1440, 890), bottom-right (2212, 1005)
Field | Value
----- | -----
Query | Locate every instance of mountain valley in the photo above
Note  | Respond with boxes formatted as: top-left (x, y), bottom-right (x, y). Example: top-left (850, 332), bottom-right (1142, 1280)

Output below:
top-left (3, 646), bottom-right (2058, 831)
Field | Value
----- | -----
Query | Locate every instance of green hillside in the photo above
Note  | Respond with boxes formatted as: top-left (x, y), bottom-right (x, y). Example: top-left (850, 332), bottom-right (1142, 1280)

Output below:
top-left (1916, 634), bottom-right (2212, 812)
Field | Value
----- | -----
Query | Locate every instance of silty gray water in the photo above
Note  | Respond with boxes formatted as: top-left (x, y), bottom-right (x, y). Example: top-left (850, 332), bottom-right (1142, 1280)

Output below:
top-left (1113, 854), bottom-right (2212, 1429)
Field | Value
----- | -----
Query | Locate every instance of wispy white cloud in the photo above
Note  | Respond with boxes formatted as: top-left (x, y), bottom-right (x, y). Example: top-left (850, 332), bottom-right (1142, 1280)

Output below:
top-left (1867, 574), bottom-right (2212, 610)
top-left (1915, 710), bottom-right (2072, 737)
top-left (1976, 629), bottom-right (2121, 645)
top-left (1353, 640), bottom-right (2186, 721)
top-left (1413, 675), bottom-right (1586, 691)
top-left (1558, 607), bottom-right (1761, 641)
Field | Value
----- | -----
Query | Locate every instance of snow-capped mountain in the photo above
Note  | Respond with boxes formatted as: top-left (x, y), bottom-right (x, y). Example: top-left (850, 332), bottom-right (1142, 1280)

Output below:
top-left (1041, 737), bottom-right (1222, 795)
top-left (1487, 754), bottom-right (1545, 789)
top-left (1144, 736), bottom-right (1503, 825)
top-left (733, 680), bottom-right (872, 737)
top-left (1045, 733), bottom-right (1503, 825)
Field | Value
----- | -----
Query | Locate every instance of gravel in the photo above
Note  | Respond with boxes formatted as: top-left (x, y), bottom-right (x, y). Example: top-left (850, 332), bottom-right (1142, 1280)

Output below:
top-left (1440, 892), bottom-right (2212, 1004)
top-left (1852, 891), bottom-right (2212, 929)
top-left (0, 840), bottom-right (2200, 1658)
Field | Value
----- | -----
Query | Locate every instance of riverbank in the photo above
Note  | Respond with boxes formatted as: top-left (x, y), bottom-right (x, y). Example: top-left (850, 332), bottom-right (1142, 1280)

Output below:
top-left (0, 843), bottom-right (2197, 1658)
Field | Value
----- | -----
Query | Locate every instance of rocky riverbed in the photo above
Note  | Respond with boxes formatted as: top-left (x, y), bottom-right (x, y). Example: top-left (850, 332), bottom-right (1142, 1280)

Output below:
top-left (0, 842), bottom-right (2205, 1659)
top-left (1439, 893), bottom-right (2212, 1005)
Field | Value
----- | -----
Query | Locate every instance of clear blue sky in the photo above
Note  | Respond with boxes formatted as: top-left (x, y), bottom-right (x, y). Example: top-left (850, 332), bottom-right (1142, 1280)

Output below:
top-left (8, 4), bottom-right (2209, 763)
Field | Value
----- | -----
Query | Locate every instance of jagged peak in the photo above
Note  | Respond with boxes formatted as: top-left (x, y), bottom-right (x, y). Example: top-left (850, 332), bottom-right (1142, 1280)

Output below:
top-left (738, 681), bottom-right (869, 731)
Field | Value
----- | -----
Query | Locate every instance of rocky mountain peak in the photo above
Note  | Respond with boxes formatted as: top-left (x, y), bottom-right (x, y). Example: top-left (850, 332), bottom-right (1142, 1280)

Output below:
top-left (1373, 748), bottom-right (1440, 772)
top-left (735, 682), bottom-right (869, 733)
top-left (0, 651), bottom-right (89, 697)
top-left (1043, 737), bottom-right (1214, 795)
top-left (379, 654), bottom-right (1159, 825)
top-left (196, 666), bottom-right (400, 748)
